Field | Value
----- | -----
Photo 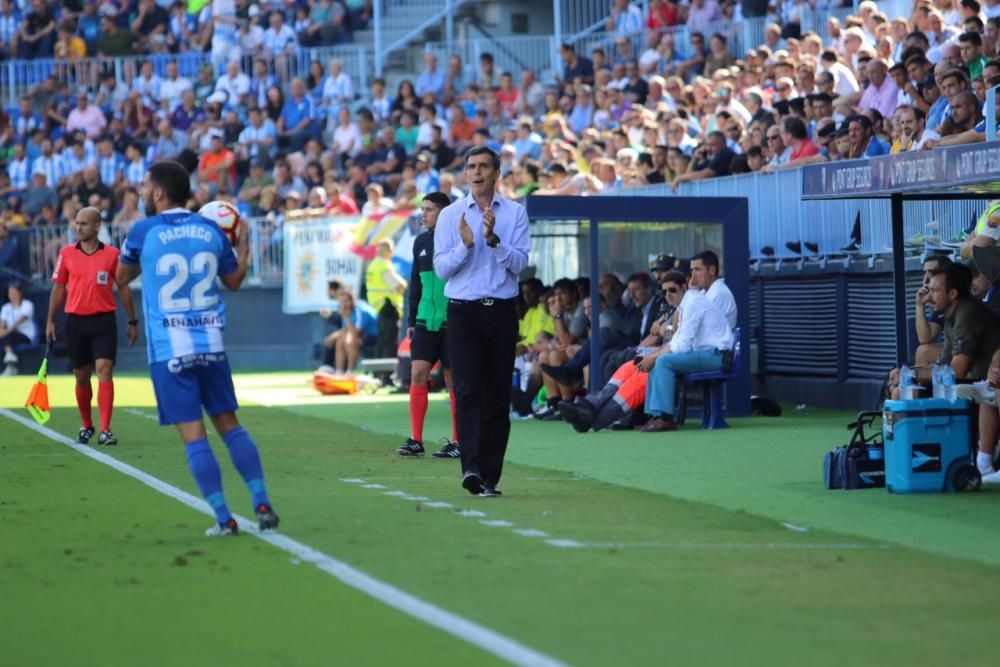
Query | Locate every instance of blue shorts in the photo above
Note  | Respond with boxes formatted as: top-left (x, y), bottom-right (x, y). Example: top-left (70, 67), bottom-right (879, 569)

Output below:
top-left (150, 353), bottom-right (239, 425)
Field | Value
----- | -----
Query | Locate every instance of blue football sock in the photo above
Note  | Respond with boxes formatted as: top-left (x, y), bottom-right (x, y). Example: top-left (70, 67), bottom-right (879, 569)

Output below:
top-left (223, 426), bottom-right (271, 509)
top-left (185, 439), bottom-right (232, 524)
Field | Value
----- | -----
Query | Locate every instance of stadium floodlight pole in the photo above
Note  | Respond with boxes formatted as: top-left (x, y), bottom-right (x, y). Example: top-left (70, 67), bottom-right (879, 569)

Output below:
top-left (988, 84), bottom-right (999, 143)
top-left (374, 0), bottom-right (383, 77)
top-left (552, 0), bottom-right (563, 80)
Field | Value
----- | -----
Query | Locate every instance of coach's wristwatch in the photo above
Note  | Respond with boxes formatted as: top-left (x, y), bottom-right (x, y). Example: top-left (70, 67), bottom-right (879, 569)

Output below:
top-left (486, 234), bottom-right (501, 248)
top-left (128, 320), bottom-right (138, 326)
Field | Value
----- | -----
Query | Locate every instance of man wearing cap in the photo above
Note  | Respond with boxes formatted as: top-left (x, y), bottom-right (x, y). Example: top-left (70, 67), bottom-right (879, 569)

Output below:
top-left (66, 92), bottom-right (107, 140)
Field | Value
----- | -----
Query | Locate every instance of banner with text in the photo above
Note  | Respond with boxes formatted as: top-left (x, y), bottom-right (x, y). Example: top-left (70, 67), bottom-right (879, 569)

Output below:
top-left (283, 217), bottom-right (365, 314)
top-left (802, 141), bottom-right (1000, 198)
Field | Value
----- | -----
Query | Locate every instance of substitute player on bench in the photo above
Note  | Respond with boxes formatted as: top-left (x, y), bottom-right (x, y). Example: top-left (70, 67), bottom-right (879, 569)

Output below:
top-left (116, 161), bottom-right (279, 536)
top-left (397, 192), bottom-right (460, 458)
top-left (46, 206), bottom-right (138, 446)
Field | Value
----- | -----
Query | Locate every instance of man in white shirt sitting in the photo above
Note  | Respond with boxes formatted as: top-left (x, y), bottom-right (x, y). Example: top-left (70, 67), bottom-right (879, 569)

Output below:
top-left (640, 271), bottom-right (734, 432)
top-left (690, 250), bottom-right (737, 328)
top-left (214, 59), bottom-right (250, 107)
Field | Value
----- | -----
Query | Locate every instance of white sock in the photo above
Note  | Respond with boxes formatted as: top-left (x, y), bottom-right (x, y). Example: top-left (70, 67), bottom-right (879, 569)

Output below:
top-left (977, 451), bottom-right (995, 474)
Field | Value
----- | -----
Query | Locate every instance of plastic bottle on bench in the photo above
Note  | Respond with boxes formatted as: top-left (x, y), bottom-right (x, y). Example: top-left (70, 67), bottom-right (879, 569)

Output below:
top-left (931, 360), bottom-right (944, 398)
top-left (938, 363), bottom-right (956, 400)
top-left (899, 364), bottom-right (917, 400)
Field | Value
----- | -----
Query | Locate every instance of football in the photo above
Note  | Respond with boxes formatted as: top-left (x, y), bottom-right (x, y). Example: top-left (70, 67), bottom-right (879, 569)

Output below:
top-left (199, 200), bottom-right (242, 245)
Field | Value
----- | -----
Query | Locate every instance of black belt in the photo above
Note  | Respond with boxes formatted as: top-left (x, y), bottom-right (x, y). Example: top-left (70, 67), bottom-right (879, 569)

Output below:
top-left (448, 297), bottom-right (516, 307)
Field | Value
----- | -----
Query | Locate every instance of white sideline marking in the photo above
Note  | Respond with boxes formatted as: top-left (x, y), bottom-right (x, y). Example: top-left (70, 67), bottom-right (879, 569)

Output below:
top-left (781, 522), bottom-right (809, 533)
top-left (340, 478), bottom-right (366, 484)
top-left (123, 407), bottom-right (160, 423)
top-left (546, 539), bottom-right (585, 549)
top-left (481, 520), bottom-right (514, 528)
top-left (458, 509), bottom-right (487, 517)
top-left (0, 408), bottom-right (568, 667)
top-left (361, 483), bottom-right (386, 489)
top-left (513, 529), bottom-right (549, 538)
top-left (383, 490), bottom-right (410, 497)
top-left (424, 501), bottom-right (453, 508)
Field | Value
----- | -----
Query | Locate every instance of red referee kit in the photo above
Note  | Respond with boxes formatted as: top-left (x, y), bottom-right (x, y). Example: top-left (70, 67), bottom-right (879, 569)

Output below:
top-left (52, 242), bottom-right (120, 315)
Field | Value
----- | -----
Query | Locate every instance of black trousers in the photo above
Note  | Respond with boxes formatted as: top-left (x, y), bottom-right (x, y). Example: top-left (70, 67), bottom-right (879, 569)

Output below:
top-left (447, 298), bottom-right (519, 486)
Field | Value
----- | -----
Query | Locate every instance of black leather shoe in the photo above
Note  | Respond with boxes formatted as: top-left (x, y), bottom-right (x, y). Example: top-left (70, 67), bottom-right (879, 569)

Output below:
top-left (462, 471), bottom-right (483, 495)
top-left (558, 401), bottom-right (591, 433)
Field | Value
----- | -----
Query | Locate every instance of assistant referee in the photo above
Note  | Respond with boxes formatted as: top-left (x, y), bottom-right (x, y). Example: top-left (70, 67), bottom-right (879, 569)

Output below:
top-left (433, 147), bottom-right (530, 496)
top-left (47, 207), bottom-right (138, 446)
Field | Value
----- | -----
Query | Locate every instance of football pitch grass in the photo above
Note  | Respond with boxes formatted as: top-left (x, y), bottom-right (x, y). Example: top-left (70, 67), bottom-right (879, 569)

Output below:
top-left (3, 371), bottom-right (1000, 666)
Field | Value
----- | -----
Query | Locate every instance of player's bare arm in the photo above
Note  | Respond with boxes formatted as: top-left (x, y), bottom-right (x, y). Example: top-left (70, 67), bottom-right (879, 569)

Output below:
top-left (220, 219), bottom-right (251, 291)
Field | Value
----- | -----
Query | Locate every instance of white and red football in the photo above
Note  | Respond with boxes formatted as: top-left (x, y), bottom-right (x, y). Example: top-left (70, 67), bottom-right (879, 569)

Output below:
top-left (199, 200), bottom-right (242, 245)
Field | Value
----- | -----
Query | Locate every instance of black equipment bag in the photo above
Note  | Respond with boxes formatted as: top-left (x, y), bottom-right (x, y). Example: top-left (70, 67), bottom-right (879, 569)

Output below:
top-left (823, 411), bottom-right (886, 490)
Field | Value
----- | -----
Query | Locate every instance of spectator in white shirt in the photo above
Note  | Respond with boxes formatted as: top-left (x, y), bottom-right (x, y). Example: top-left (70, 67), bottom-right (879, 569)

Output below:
top-left (332, 107), bottom-right (363, 162)
top-left (159, 60), bottom-right (192, 111)
top-left (820, 49), bottom-right (861, 96)
top-left (1, 284), bottom-right (37, 373)
top-left (263, 11), bottom-right (296, 53)
top-left (132, 60), bottom-right (163, 107)
top-left (607, 0), bottom-right (643, 35)
top-left (215, 59), bottom-right (250, 106)
top-left (642, 271), bottom-right (735, 432)
top-left (321, 58), bottom-right (354, 127)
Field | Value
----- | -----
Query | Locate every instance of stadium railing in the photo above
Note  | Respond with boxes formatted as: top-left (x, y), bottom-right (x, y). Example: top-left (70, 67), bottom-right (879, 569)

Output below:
top-left (19, 216), bottom-right (285, 288)
top-left (1, 44), bottom-right (369, 108)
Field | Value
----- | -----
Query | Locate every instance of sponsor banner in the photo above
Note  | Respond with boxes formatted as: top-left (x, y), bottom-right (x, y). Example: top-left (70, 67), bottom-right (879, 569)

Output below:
top-left (282, 209), bottom-right (418, 314)
top-left (802, 141), bottom-right (1000, 198)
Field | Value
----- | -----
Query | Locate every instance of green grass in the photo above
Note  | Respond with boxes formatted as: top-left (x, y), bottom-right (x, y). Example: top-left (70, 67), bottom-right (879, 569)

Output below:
top-left (3, 372), bottom-right (1000, 666)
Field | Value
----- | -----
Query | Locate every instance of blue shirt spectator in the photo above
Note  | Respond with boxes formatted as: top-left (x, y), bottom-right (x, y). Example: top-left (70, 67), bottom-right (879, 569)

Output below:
top-left (416, 53), bottom-right (447, 100)
top-left (927, 93), bottom-right (949, 131)
top-left (279, 86), bottom-right (317, 136)
top-left (329, 299), bottom-right (379, 342)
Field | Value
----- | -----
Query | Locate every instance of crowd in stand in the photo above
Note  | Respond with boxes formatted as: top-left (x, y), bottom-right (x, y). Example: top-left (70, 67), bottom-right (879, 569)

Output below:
top-left (4, 0), bottom-right (1000, 258)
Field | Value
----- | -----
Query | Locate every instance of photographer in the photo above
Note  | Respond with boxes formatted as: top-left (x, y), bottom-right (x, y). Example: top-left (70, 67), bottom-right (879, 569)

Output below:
top-left (670, 131), bottom-right (735, 192)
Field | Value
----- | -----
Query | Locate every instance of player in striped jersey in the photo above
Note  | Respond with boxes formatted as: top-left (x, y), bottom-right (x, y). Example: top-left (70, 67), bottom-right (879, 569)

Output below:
top-left (116, 161), bottom-right (279, 536)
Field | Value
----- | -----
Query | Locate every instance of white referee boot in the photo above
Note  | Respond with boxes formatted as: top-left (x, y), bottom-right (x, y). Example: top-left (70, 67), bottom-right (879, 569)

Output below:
top-left (2, 350), bottom-right (16, 364)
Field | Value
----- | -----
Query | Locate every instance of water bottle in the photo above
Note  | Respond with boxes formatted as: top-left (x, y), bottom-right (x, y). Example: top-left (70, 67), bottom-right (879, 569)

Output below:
top-left (511, 368), bottom-right (521, 390)
top-left (939, 363), bottom-right (956, 400)
top-left (899, 364), bottom-right (916, 400)
top-left (931, 361), bottom-right (944, 399)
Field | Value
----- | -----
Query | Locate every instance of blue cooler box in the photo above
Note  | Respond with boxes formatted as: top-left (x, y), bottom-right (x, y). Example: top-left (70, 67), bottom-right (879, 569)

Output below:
top-left (882, 398), bottom-right (976, 493)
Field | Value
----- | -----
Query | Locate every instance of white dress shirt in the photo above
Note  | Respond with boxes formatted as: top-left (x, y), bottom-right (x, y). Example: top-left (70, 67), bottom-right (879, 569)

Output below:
top-left (670, 289), bottom-right (734, 353)
top-left (705, 278), bottom-right (737, 329)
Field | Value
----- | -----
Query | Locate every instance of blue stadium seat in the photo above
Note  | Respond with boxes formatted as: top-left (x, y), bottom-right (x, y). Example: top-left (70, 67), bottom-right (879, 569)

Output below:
top-left (675, 327), bottom-right (742, 430)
